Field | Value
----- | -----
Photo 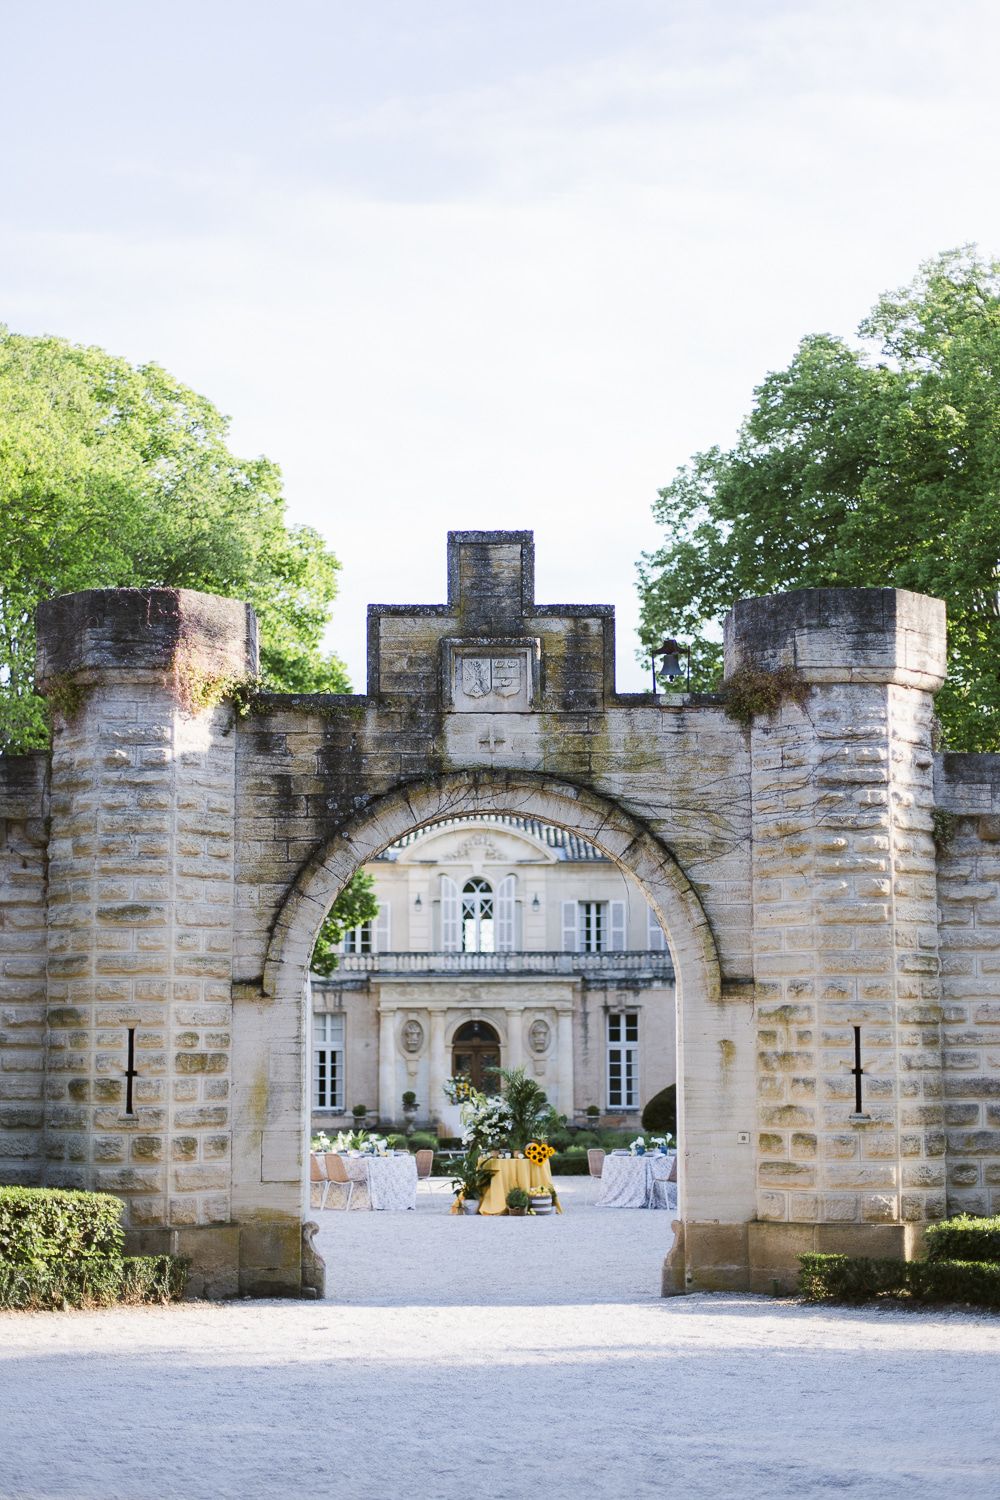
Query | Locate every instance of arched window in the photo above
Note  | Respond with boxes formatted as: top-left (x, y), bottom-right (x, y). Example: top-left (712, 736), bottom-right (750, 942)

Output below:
top-left (451, 1019), bottom-right (501, 1092)
top-left (462, 877), bottom-right (494, 953)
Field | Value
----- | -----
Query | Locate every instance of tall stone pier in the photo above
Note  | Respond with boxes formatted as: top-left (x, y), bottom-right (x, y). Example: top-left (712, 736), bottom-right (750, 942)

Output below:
top-left (1, 530), bottom-right (999, 1298)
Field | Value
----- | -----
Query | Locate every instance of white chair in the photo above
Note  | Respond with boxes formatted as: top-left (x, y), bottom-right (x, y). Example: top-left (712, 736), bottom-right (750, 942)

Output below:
top-left (587, 1148), bottom-right (605, 1203)
top-left (309, 1153), bottom-right (330, 1211)
top-left (324, 1152), bottom-right (356, 1211)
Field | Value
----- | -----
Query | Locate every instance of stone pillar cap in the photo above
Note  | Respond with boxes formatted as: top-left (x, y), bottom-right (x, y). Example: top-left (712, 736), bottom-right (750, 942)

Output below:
top-left (35, 586), bottom-right (258, 689)
top-left (723, 586), bottom-right (946, 691)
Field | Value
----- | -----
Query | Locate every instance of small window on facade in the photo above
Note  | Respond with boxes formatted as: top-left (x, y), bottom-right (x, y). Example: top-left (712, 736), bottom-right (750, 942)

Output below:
top-left (343, 921), bottom-right (373, 955)
top-left (313, 1012), bottom-right (345, 1111)
top-left (580, 901), bottom-right (605, 952)
top-left (462, 878), bottom-right (495, 953)
top-left (647, 906), bottom-right (667, 951)
top-left (607, 1010), bottom-right (639, 1109)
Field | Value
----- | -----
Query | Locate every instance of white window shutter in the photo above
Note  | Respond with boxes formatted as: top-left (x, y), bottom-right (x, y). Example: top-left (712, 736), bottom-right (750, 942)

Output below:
top-left (561, 900), bottom-right (579, 953)
top-left (647, 906), bottom-right (666, 951)
top-left (374, 902), bottom-right (391, 953)
top-left (497, 875), bottom-right (516, 952)
top-left (609, 900), bottom-right (626, 951)
top-left (441, 875), bottom-right (460, 952)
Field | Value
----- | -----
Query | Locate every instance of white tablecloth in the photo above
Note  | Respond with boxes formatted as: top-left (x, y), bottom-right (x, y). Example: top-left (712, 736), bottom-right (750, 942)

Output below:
top-left (597, 1154), bottom-right (677, 1211)
top-left (334, 1155), bottom-right (418, 1210)
top-left (365, 1154), bottom-right (417, 1211)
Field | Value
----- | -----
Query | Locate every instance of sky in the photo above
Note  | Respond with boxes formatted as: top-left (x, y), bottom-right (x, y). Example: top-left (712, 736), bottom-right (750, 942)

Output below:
top-left (3, 0), bottom-right (1000, 690)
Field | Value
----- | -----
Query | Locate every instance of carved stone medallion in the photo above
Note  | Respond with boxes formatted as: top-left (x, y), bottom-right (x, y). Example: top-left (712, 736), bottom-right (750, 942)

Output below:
top-left (529, 1019), bottom-right (550, 1054)
top-left (402, 1019), bottom-right (424, 1054)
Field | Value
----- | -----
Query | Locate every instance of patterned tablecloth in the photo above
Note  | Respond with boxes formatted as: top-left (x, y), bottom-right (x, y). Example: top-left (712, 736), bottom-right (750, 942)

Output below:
top-left (341, 1154), bottom-right (417, 1211)
top-left (596, 1154), bottom-right (677, 1211)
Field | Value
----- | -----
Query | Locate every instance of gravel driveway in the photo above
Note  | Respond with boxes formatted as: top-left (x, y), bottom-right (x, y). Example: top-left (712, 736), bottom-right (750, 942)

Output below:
top-left (1, 1177), bottom-right (998, 1499)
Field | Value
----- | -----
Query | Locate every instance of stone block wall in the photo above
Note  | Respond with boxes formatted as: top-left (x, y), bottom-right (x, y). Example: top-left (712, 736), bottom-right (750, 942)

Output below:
top-left (0, 753), bottom-right (48, 1184)
top-left (934, 754), bottom-right (1000, 1216)
top-left (5, 535), bottom-right (1000, 1299)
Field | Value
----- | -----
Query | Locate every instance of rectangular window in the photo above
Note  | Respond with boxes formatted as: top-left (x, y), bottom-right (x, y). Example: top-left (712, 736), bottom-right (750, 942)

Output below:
top-left (313, 1012), bottom-right (345, 1111)
top-left (343, 921), bottom-right (373, 955)
top-left (607, 1010), bottom-right (639, 1109)
top-left (580, 901), bottom-right (605, 953)
top-left (647, 906), bottom-right (667, 951)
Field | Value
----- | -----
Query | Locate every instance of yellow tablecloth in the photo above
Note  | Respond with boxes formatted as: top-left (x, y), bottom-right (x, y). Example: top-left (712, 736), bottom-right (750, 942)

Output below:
top-left (478, 1156), bottom-right (562, 1214)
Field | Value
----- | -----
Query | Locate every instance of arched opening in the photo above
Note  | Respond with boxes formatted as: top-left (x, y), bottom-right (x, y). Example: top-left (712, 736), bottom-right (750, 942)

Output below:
top-left (451, 1018), bottom-right (501, 1092)
top-left (461, 877), bottom-right (494, 952)
top-left (245, 770), bottom-right (752, 1295)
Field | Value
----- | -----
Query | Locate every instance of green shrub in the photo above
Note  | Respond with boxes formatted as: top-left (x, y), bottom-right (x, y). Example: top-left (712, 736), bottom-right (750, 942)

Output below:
top-left (547, 1152), bottom-right (590, 1176)
top-left (799, 1252), bottom-right (1000, 1309)
top-left (0, 1187), bottom-right (124, 1266)
top-left (641, 1084), bottom-right (676, 1136)
top-left (0, 1253), bottom-right (187, 1311)
top-left (505, 1186), bottom-right (531, 1210)
top-left (924, 1214), bottom-right (1000, 1265)
top-left (406, 1132), bottom-right (439, 1153)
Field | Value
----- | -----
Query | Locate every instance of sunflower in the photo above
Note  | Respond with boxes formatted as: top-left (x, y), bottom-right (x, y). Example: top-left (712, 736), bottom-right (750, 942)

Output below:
top-left (525, 1141), bottom-right (546, 1164)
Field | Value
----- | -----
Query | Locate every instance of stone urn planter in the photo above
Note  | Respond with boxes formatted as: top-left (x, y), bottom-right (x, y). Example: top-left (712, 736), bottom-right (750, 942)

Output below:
top-left (461, 1199), bottom-right (480, 1215)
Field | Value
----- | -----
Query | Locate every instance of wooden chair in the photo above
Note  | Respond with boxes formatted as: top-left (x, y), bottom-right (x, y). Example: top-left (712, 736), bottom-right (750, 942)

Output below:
top-left (587, 1148), bottom-right (605, 1201)
top-left (414, 1149), bottom-right (434, 1181)
top-left (309, 1153), bottom-right (329, 1211)
top-left (323, 1152), bottom-right (356, 1211)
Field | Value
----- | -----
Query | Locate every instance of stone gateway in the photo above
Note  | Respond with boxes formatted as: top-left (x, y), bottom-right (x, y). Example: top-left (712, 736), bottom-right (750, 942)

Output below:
top-left (2, 530), bottom-right (999, 1298)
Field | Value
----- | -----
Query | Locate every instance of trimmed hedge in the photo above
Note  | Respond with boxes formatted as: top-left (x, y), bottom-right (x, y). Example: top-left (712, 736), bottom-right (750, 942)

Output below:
top-left (0, 1186), bottom-right (124, 1265)
top-left (0, 1254), bottom-right (187, 1311)
top-left (799, 1253), bottom-right (1000, 1309)
top-left (924, 1214), bottom-right (1000, 1265)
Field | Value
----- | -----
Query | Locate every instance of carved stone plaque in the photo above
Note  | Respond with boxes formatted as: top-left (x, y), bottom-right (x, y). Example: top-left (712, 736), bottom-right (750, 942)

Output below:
top-left (529, 1019), bottom-right (551, 1054)
top-left (445, 641), bottom-right (537, 712)
top-left (401, 1019), bottom-right (424, 1054)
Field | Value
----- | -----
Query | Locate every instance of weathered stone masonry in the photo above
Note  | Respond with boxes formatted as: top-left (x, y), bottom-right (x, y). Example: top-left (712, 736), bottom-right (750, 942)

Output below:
top-left (2, 530), bottom-right (1000, 1297)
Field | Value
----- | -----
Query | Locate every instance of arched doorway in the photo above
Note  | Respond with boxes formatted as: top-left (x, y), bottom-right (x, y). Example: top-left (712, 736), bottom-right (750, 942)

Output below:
top-left (451, 1018), bottom-right (501, 1092)
top-left (256, 768), bottom-right (751, 1297)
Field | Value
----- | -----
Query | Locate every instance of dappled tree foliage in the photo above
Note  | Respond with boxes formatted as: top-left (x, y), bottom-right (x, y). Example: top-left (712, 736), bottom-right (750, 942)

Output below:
top-left (0, 326), bottom-right (348, 754)
top-left (310, 872), bottom-right (380, 977)
top-left (638, 249), bottom-right (1000, 750)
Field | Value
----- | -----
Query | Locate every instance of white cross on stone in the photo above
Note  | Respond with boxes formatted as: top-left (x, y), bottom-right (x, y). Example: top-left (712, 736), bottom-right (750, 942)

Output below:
top-left (478, 724), bottom-right (505, 754)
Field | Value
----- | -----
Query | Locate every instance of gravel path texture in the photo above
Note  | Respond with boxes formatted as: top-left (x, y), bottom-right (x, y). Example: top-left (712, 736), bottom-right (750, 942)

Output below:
top-left (2, 1177), bottom-right (998, 1500)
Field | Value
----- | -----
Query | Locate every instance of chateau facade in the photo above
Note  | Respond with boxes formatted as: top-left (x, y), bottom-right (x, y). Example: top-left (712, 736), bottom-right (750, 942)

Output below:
top-left (310, 815), bottom-right (676, 1135)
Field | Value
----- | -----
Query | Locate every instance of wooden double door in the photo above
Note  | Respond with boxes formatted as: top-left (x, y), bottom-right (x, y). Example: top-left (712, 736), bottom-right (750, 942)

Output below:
top-left (452, 1019), bottom-right (501, 1092)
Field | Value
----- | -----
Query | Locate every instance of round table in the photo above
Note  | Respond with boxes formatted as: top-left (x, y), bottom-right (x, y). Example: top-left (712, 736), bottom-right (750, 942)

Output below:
top-left (451, 1156), bottom-right (563, 1214)
top-left (596, 1153), bottom-right (677, 1210)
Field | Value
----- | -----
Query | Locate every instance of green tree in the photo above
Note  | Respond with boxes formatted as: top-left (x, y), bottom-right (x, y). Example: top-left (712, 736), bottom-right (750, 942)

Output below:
top-left (637, 248), bottom-right (1000, 751)
top-left (0, 326), bottom-right (349, 754)
top-left (0, 325), bottom-right (371, 960)
top-left (310, 872), bottom-right (380, 978)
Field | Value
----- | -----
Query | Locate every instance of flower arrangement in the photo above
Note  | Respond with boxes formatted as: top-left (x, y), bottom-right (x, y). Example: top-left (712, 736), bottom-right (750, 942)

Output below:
top-left (442, 1075), bottom-right (476, 1105)
top-left (629, 1136), bottom-right (647, 1156)
top-left (461, 1094), bottom-right (514, 1150)
top-left (524, 1141), bottom-right (555, 1165)
top-left (649, 1135), bottom-right (673, 1153)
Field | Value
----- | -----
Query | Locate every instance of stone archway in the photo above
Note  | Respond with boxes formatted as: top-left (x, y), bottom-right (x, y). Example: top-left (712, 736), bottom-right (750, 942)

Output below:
top-left (6, 527), bottom-right (970, 1299)
top-left (247, 768), bottom-right (747, 1297)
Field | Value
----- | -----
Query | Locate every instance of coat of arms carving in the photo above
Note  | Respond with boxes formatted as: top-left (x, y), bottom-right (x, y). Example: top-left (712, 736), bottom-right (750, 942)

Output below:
top-left (448, 641), bottom-right (535, 711)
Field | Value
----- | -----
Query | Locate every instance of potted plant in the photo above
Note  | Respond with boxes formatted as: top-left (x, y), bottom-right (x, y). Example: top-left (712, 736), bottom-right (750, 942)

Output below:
top-left (451, 1149), bottom-right (493, 1215)
top-left (585, 1105), bottom-right (600, 1122)
top-left (351, 1104), bottom-right (369, 1125)
top-left (505, 1185), bottom-right (531, 1217)
top-left (401, 1090), bottom-right (419, 1136)
top-left (528, 1186), bottom-right (554, 1216)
